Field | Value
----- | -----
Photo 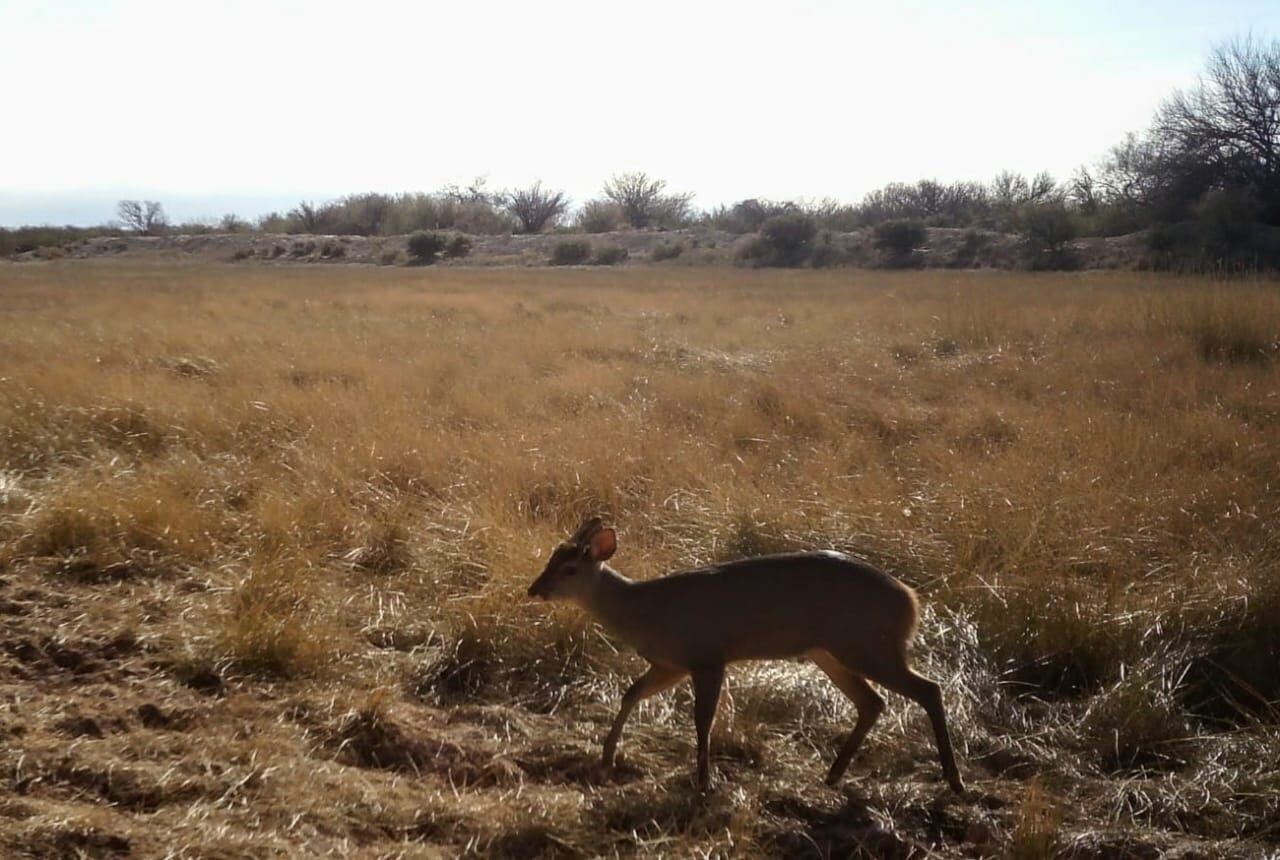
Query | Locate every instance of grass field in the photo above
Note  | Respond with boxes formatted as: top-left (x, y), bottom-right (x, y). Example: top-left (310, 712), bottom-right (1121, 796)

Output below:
top-left (1, 259), bottom-right (1278, 858)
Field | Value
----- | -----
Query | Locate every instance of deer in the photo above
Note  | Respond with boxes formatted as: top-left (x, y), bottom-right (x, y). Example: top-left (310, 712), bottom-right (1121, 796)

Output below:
top-left (527, 517), bottom-right (965, 793)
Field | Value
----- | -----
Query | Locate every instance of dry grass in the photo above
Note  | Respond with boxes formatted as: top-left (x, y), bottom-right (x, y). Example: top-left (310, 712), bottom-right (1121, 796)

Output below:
top-left (0, 259), bottom-right (1278, 857)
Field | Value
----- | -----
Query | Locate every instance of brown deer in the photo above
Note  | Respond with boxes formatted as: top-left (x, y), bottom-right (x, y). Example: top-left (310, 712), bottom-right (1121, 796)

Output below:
top-left (527, 517), bottom-right (965, 793)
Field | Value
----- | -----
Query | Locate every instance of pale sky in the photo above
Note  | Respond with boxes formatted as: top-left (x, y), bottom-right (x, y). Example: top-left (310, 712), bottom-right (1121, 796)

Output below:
top-left (2, 0), bottom-right (1278, 226)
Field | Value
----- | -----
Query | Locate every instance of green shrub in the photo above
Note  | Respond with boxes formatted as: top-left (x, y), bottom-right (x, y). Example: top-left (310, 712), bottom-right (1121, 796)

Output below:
top-left (407, 230), bottom-right (448, 265)
top-left (549, 240), bottom-right (591, 266)
top-left (1195, 188), bottom-right (1259, 257)
top-left (706, 199), bottom-right (798, 233)
top-left (1019, 204), bottom-right (1079, 270)
top-left (873, 219), bottom-right (927, 255)
top-left (949, 229), bottom-right (990, 268)
top-left (809, 231), bottom-right (845, 268)
top-left (574, 200), bottom-right (625, 234)
top-left (443, 234), bottom-right (472, 260)
top-left (1146, 222), bottom-right (1195, 254)
top-left (763, 213), bottom-right (817, 259)
top-left (591, 245), bottom-right (628, 266)
top-left (3, 226), bottom-right (125, 256)
top-left (734, 236), bottom-right (774, 268)
top-left (1020, 203), bottom-right (1076, 253)
top-left (736, 213), bottom-right (818, 268)
top-left (651, 240), bottom-right (685, 261)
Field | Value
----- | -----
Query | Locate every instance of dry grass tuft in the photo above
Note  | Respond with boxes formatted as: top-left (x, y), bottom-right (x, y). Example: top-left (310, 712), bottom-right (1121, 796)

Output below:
top-left (1010, 781), bottom-right (1063, 859)
top-left (215, 556), bottom-right (333, 677)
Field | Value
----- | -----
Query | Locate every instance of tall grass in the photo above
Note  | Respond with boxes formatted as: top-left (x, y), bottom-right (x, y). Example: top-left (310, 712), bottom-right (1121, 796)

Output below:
top-left (1, 261), bottom-right (1277, 855)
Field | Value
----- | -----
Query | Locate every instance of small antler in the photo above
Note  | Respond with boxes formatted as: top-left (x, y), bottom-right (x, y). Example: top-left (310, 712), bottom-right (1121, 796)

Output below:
top-left (570, 516), bottom-right (604, 545)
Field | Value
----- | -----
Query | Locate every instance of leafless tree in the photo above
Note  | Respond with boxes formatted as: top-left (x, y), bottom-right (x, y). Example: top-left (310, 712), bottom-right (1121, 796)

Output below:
top-left (442, 177), bottom-right (494, 205)
top-left (989, 171), bottom-right (1060, 208)
top-left (602, 172), bottom-right (693, 228)
top-left (503, 182), bottom-right (570, 233)
top-left (1154, 35), bottom-right (1280, 215)
top-left (289, 201), bottom-right (324, 233)
top-left (1068, 167), bottom-right (1099, 214)
top-left (1095, 133), bottom-right (1162, 207)
top-left (117, 200), bottom-right (168, 235)
top-left (220, 213), bottom-right (249, 232)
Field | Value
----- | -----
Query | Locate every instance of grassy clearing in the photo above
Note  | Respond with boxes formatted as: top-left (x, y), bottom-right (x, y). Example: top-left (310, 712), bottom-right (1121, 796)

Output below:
top-left (0, 260), bottom-right (1277, 856)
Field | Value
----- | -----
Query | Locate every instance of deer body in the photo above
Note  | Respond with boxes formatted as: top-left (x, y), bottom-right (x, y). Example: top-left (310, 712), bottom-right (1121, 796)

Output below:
top-left (577, 552), bottom-right (916, 666)
top-left (528, 520), bottom-right (965, 793)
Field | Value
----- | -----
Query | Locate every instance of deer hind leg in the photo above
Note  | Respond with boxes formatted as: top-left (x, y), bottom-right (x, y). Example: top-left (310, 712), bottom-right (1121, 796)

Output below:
top-left (857, 654), bottom-right (965, 794)
top-left (809, 650), bottom-right (885, 785)
top-left (603, 663), bottom-right (687, 768)
top-left (691, 663), bottom-right (726, 791)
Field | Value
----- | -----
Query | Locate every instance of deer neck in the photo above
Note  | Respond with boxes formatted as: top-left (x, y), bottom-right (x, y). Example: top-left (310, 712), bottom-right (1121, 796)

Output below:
top-left (579, 565), bottom-right (637, 637)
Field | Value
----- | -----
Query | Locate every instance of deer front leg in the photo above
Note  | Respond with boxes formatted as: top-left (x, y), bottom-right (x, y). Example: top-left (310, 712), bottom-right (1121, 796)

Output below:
top-left (602, 663), bottom-right (688, 768)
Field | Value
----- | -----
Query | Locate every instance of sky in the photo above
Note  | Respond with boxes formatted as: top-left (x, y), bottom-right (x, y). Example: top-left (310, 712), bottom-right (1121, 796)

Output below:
top-left (2, 0), bottom-right (1278, 227)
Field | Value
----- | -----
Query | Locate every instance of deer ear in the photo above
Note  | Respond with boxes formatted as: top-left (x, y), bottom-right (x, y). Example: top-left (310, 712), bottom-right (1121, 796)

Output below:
top-left (587, 527), bottom-right (617, 562)
top-left (571, 516), bottom-right (603, 545)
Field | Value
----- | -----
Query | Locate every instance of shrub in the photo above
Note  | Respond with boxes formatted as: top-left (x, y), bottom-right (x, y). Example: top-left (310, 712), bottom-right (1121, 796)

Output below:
top-left (548, 240), bottom-right (591, 266)
top-left (737, 213), bottom-right (818, 268)
top-left (379, 249), bottom-right (402, 266)
top-left (592, 245), bottom-right (628, 266)
top-left (1146, 222), bottom-right (1195, 254)
top-left (1018, 204), bottom-right (1079, 270)
top-left (574, 200), bottom-right (625, 233)
top-left (873, 219), bottom-right (927, 255)
top-left (809, 232), bottom-right (845, 268)
top-left (407, 230), bottom-right (447, 265)
top-left (1020, 203), bottom-right (1076, 253)
top-left (950, 229), bottom-right (990, 268)
top-left (1194, 187), bottom-right (1265, 266)
top-left (443, 234), bottom-right (472, 260)
top-left (706, 199), bottom-right (797, 233)
top-left (503, 182), bottom-right (570, 234)
top-left (762, 213), bottom-right (817, 257)
top-left (651, 240), bottom-right (685, 261)
top-left (602, 172), bottom-right (694, 229)
top-left (289, 240), bottom-right (315, 257)
top-left (734, 236), bottom-right (774, 267)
